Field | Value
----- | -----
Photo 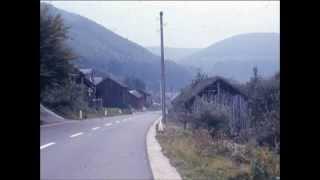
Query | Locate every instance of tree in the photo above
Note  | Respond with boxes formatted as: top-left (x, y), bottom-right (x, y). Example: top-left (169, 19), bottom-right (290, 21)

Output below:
top-left (191, 69), bottom-right (208, 86)
top-left (40, 4), bottom-right (76, 100)
top-left (246, 71), bottom-right (280, 150)
top-left (40, 4), bottom-right (91, 118)
top-left (41, 81), bottom-right (90, 119)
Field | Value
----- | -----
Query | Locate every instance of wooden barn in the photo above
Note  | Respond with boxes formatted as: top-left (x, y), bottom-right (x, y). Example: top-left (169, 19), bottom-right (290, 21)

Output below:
top-left (95, 75), bottom-right (131, 109)
top-left (127, 90), bottom-right (144, 110)
top-left (172, 76), bottom-right (249, 134)
top-left (136, 89), bottom-right (152, 107)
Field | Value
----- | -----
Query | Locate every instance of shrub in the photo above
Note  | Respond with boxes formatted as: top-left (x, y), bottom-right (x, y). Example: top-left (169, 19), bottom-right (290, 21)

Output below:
top-left (250, 147), bottom-right (280, 180)
top-left (229, 173), bottom-right (250, 180)
top-left (246, 72), bottom-right (280, 150)
top-left (41, 81), bottom-right (90, 119)
top-left (191, 101), bottom-right (232, 139)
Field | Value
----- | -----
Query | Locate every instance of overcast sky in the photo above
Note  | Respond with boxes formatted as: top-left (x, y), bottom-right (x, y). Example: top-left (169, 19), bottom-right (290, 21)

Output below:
top-left (45, 1), bottom-right (279, 49)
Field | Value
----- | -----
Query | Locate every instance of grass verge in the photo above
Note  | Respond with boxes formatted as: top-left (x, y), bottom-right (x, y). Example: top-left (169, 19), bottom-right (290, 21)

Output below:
top-left (156, 125), bottom-right (279, 180)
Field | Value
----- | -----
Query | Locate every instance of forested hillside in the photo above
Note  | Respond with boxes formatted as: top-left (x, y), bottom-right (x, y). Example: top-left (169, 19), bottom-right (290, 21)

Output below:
top-left (180, 33), bottom-right (280, 82)
top-left (46, 4), bottom-right (193, 92)
top-left (147, 47), bottom-right (201, 62)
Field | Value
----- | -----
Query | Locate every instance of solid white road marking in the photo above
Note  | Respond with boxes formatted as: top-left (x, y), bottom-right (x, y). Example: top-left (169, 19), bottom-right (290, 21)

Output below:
top-left (105, 123), bottom-right (112, 126)
top-left (92, 127), bottom-right (100, 130)
top-left (70, 132), bottom-right (83, 138)
top-left (40, 142), bottom-right (55, 150)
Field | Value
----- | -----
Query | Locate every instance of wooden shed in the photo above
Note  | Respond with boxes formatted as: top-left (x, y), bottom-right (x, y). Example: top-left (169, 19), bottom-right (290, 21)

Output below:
top-left (172, 76), bottom-right (249, 134)
top-left (127, 90), bottom-right (144, 110)
top-left (136, 89), bottom-right (152, 107)
top-left (95, 76), bottom-right (131, 109)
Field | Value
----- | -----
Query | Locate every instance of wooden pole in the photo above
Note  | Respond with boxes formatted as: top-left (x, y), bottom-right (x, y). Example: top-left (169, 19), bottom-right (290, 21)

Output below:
top-left (160, 11), bottom-right (166, 124)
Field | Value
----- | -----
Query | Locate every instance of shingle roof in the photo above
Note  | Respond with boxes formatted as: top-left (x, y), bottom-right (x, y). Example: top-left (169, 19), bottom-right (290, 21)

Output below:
top-left (172, 76), bottom-right (247, 106)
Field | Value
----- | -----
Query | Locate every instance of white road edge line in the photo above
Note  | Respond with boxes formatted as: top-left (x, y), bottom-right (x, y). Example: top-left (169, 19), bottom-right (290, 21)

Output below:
top-left (70, 132), bottom-right (83, 138)
top-left (105, 123), bottom-right (112, 126)
top-left (92, 127), bottom-right (100, 130)
top-left (40, 142), bottom-right (55, 150)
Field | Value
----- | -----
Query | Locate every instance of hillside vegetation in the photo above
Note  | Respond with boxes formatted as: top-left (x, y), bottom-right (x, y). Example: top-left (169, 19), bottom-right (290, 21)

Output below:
top-left (180, 33), bottom-right (280, 82)
top-left (45, 4), bottom-right (193, 92)
top-left (40, 4), bottom-right (102, 119)
top-left (147, 47), bottom-right (201, 62)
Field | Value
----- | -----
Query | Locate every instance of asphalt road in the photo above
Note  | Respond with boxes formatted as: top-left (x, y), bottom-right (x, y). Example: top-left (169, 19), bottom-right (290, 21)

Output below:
top-left (41, 111), bottom-right (161, 180)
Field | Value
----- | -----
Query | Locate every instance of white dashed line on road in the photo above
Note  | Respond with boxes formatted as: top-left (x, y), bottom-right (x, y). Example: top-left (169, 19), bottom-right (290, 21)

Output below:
top-left (40, 142), bottom-right (55, 150)
top-left (116, 120), bottom-right (121, 124)
top-left (92, 127), bottom-right (100, 130)
top-left (105, 123), bottom-right (112, 127)
top-left (70, 132), bottom-right (83, 138)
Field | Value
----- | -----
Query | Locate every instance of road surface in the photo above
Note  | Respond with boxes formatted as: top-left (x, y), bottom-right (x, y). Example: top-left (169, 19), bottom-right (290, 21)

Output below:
top-left (41, 111), bottom-right (161, 180)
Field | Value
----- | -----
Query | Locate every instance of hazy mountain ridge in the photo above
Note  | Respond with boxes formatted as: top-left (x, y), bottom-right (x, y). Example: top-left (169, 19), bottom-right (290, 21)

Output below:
top-left (180, 33), bottom-right (280, 82)
top-left (44, 4), bottom-right (193, 92)
top-left (146, 47), bottom-right (201, 62)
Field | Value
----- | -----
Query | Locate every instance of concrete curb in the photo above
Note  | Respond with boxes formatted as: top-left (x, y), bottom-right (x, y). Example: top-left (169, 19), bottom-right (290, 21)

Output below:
top-left (146, 116), bottom-right (182, 180)
top-left (40, 104), bottom-right (64, 120)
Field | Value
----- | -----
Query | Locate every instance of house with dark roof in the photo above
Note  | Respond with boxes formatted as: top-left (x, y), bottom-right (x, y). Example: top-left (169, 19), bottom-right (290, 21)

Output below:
top-left (79, 68), bottom-right (94, 82)
top-left (127, 90), bottom-right (144, 110)
top-left (95, 75), bottom-right (131, 109)
top-left (93, 77), bottom-right (103, 85)
top-left (69, 68), bottom-right (103, 109)
top-left (172, 76), bottom-right (249, 134)
top-left (135, 89), bottom-right (152, 107)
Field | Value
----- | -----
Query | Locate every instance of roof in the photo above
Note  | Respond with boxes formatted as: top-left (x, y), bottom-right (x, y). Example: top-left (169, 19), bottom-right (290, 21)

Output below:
top-left (97, 73), bottom-right (129, 89)
top-left (79, 68), bottom-right (93, 75)
top-left (136, 89), bottom-right (151, 96)
top-left (83, 76), bottom-right (95, 88)
top-left (172, 76), bottom-right (247, 106)
top-left (93, 77), bottom-right (103, 85)
top-left (107, 74), bottom-right (128, 88)
top-left (129, 90), bottom-right (143, 99)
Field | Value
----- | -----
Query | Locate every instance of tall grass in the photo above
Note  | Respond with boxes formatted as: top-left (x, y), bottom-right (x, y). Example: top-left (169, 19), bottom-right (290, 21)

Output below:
top-left (156, 125), bottom-right (279, 180)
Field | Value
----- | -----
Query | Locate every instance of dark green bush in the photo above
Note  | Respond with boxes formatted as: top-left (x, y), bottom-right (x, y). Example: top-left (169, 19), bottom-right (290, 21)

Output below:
top-left (191, 102), bottom-right (231, 138)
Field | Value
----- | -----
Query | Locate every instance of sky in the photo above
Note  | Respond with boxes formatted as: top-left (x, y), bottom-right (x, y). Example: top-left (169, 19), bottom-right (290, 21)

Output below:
top-left (45, 1), bottom-right (280, 49)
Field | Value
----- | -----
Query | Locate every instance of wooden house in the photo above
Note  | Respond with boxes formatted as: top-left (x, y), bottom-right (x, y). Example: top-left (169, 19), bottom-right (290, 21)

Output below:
top-left (69, 68), bottom-right (96, 99)
top-left (95, 75), bottom-right (131, 109)
top-left (172, 76), bottom-right (249, 134)
top-left (78, 68), bottom-right (96, 98)
top-left (136, 89), bottom-right (152, 107)
top-left (69, 68), bottom-right (103, 109)
top-left (127, 90), bottom-right (144, 110)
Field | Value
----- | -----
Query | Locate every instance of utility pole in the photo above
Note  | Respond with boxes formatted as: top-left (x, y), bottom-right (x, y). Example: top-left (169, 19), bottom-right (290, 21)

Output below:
top-left (160, 11), bottom-right (166, 124)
